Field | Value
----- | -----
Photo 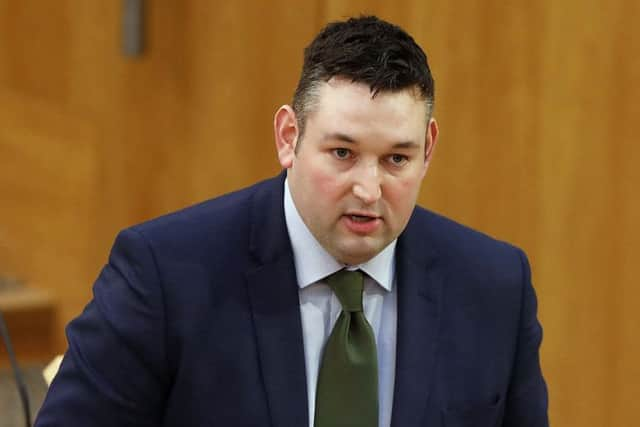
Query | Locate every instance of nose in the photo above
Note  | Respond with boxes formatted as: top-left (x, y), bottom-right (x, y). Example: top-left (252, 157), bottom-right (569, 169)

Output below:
top-left (352, 161), bottom-right (382, 205)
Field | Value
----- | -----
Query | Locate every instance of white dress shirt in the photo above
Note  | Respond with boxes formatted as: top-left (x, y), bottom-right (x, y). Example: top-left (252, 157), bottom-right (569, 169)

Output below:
top-left (283, 179), bottom-right (397, 427)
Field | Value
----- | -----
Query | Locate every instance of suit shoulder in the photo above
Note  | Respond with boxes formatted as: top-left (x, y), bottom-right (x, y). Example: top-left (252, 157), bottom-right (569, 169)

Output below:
top-left (122, 175), bottom-right (281, 249)
top-left (405, 206), bottom-right (527, 276)
top-left (413, 207), bottom-right (519, 248)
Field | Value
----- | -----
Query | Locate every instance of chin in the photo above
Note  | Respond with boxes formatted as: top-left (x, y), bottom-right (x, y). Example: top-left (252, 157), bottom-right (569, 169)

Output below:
top-left (335, 245), bottom-right (380, 266)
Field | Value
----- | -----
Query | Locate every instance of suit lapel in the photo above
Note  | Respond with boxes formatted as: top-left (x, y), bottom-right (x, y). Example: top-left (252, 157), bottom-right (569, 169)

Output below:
top-left (391, 219), bottom-right (444, 427)
top-left (243, 175), bottom-right (445, 427)
top-left (245, 173), bottom-right (309, 427)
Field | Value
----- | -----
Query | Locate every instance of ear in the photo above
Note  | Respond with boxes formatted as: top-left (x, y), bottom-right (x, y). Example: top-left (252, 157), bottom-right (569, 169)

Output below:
top-left (274, 105), bottom-right (299, 169)
top-left (421, 118), bottom-right (439, 177)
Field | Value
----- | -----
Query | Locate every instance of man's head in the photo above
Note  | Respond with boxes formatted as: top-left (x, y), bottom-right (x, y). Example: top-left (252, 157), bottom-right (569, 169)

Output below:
top-left (274, 16), bottom-right (438, 265)
top-left (292, 15), bottom-right (435, 143)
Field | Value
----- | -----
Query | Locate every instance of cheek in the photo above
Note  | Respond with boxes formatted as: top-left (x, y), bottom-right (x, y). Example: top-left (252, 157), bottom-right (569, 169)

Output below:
top-left (401, 166), bottom-right (426, 193)
top-left (309, 168), bottom-right (345, 201)
top-left (386, 175), bottom-right (423, 210)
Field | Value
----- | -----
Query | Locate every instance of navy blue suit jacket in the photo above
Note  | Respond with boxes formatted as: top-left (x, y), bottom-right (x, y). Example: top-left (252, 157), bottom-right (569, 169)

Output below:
top-left (35, 173), bottom-right (548, 426)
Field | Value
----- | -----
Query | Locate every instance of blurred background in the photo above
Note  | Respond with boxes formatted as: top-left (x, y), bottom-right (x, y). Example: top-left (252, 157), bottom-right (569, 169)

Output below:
top-left (0, 1), bottom-right (638, 425)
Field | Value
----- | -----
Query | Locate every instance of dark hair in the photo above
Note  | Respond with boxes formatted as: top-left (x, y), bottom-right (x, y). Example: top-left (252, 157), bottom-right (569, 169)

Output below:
top-left (292, 16), bottom-right (435, 140)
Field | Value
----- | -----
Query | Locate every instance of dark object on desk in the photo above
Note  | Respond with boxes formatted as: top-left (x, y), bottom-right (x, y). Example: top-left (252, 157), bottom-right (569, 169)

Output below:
top-left (0, 276), bottom-right (33, 427)
top-left (1, 308), bottom-right (31, 427)
top-left (0, 365), bottom-right (47, 427)
top-left (0, 274), bottom-right (55, 363)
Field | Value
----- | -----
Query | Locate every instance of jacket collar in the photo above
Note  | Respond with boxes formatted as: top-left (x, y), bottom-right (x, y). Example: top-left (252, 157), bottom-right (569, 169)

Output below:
top-left (245, 172), bottom-right (310, 427)
top-left (391, 210), bottom-right (444, 427)
top-left (245, 174), bottom-right (444, 427)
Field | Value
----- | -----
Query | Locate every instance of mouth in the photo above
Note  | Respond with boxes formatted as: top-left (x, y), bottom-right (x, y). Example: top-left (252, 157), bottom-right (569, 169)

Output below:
top-left (349, 214), bottom-right (377, 223)
top-left (342, 213), bottom-right (382, 234)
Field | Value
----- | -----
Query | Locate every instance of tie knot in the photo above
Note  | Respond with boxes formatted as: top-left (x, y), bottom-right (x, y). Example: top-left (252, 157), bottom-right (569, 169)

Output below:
top-left (326, 269), bottom-right (364, 312)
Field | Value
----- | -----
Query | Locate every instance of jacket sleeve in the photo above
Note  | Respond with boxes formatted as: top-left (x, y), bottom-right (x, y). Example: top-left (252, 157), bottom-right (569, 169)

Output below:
top-left (35, 228), bottom-right (170, 426)
top-left (503, 249), bottom-right (549, 426)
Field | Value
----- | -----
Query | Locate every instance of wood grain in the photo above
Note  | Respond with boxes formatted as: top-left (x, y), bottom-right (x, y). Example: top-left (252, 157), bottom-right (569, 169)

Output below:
top-left (1, 1), bottom-right (638, 424)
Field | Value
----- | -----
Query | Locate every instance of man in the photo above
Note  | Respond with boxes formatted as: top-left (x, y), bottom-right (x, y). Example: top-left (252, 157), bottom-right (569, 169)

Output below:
top-left (35, 16), bottom-right (548, 427)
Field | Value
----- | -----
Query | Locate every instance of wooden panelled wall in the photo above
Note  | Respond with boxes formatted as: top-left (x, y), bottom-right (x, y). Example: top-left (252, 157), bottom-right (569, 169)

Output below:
top-left (1, 1), bottom-right (638, 425)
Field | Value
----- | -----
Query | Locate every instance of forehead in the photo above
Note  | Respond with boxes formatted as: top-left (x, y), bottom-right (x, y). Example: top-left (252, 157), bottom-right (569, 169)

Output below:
top-left (309, 78), bottom-right (428, 140)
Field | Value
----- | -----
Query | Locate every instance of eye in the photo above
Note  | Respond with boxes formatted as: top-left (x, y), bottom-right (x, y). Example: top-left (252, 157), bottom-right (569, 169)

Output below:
top-left (333, 148), bottom-right (352, 160)
top-left (388, 154), bottom-right (408, 166)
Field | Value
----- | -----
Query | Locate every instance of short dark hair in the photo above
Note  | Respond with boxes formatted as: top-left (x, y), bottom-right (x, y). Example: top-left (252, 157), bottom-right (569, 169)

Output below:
top-left (292, 15), bottom-right (435, 140)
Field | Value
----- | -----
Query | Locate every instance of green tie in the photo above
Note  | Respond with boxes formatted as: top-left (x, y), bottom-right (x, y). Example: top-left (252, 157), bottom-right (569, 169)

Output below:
top-left (314, 269), bottom-right (379, 427)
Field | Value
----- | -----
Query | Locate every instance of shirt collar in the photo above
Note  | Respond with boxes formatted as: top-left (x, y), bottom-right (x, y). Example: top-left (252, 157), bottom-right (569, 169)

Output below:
top-left (284, 178), bottom-right (395, 292)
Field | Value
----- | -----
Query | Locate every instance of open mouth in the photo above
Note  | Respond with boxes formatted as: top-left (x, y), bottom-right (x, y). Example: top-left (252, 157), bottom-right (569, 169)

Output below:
top-left (350, 215), bottom-right (375, 223)
top-left (343, 213), bottom-right (382, 234)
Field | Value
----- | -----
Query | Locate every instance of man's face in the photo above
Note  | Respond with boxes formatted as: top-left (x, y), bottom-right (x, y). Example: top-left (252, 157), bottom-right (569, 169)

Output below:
top-left (276, 78), bottom-right (438, 265)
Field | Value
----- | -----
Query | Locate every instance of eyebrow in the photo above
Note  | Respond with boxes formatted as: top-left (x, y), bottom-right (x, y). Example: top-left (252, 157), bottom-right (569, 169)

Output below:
top-left (324, 132), bottom-right (357, 143)
top-left (323, 132), bottom-right (421, 149)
